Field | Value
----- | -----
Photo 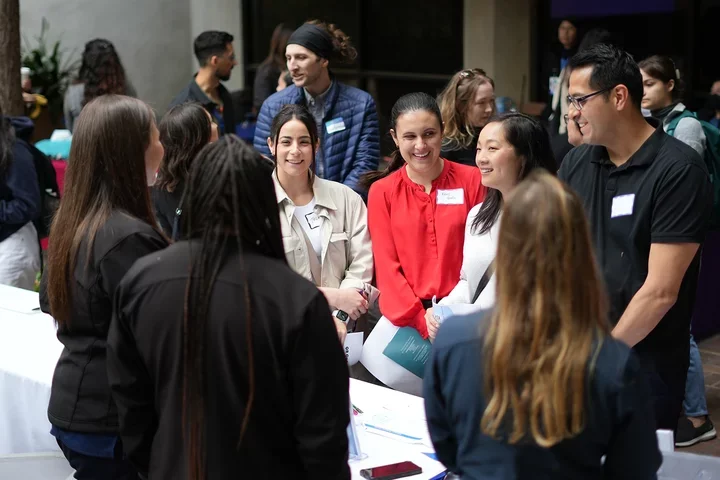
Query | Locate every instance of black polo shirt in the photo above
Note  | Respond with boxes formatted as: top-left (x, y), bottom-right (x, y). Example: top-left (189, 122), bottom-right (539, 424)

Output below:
top-left (169, 75), bottom-right (236, 135)
top-left (558, 124), bottom-right (712, 369)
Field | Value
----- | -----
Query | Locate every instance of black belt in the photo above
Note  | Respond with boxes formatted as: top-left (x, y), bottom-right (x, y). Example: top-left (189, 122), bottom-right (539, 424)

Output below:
top-left (421, 299), bottom-right (434, 309)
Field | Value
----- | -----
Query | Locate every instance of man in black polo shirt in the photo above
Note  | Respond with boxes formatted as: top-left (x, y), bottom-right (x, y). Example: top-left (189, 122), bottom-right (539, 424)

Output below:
top-left (169, 31), bottom-right (237, 135)
top-left (558, 44), bottom-right (712, 434)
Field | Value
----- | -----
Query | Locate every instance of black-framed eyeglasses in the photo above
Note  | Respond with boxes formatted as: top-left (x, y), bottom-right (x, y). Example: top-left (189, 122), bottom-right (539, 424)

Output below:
top-left (566, 86), bottom-right (614, 111)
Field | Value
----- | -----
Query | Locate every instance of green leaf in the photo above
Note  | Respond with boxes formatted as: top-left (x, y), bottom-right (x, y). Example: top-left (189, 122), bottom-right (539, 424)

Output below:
top-left (20, 18), bottom-right (79, 108)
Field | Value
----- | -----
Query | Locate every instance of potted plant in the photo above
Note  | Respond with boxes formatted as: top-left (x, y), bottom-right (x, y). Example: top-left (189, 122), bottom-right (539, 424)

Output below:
top-left (21, 18), bottom-right (79, 130)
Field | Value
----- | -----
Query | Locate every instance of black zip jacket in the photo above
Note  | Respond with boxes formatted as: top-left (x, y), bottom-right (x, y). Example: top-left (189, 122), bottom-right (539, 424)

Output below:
top-left (106, 241), bottom-right (351, 479)
top-left (40, 211), bottom-right (168, 433)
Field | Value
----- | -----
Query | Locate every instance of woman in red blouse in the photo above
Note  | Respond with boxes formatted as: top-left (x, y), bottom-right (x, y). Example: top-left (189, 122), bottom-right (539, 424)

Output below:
top-left (363, 92), bottom-right (486, 339)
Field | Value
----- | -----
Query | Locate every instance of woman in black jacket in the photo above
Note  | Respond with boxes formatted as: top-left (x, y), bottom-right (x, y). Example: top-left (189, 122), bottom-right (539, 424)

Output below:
top-left (41, 95), bottom-right (168, 479)
top-left (152, 101), bottom-right (218, 238)
top-left (107, 135), bottom-right (351, 480)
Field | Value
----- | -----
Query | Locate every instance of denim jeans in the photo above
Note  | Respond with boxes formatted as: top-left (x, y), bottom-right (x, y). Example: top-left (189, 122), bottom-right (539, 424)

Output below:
top-left (57, 438), bottom-right (139, 480)
top-left (683, 334), bottom-right (709, 417)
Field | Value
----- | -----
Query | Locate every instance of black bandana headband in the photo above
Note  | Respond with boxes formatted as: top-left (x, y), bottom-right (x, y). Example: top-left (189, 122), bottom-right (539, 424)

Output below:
top-left (287, 24), bottom-right (334, 60)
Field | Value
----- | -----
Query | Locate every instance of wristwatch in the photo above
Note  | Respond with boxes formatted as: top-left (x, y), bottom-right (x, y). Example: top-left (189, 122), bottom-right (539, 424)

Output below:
top-left (332, 309), bottom-right (350, 324)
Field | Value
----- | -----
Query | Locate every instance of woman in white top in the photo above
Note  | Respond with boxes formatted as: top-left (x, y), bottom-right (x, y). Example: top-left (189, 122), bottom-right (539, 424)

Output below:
top-left (268, 104), bottom-right (375, 343)
top-left (426, 113), bottom-right (557, 340)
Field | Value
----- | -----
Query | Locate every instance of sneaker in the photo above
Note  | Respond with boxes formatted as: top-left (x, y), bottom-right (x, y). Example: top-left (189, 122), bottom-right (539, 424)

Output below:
top-left (675, 417), bottom-right (717, 447)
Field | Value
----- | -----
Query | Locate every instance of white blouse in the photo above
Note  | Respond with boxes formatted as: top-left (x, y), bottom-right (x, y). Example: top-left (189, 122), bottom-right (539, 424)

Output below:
top-left (438, 203), bottom-right (499, 310)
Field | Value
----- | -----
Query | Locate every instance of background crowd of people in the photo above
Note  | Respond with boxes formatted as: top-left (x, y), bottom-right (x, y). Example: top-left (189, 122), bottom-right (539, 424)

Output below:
top-left (1, 14), bottom-right (720, 480)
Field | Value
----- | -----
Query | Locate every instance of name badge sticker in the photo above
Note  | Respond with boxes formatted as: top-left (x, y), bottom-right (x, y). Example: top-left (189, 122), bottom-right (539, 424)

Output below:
top-left (437, 188), bottom-right (465, 205)
top-left (325, 117), bottom-right (346, 134)
top-left (305, 211), bottom-right (322, 229)
top-left (611, 194), bottom-right (635, 218)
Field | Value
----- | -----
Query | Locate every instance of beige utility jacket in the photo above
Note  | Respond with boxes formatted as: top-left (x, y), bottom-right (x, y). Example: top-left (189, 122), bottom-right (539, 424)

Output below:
top-left (273, 171), bottom-right (374, 291)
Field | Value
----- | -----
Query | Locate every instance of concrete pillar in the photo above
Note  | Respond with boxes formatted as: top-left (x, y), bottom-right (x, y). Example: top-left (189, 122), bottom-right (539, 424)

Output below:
top-left (464, 0), bottom-right (532, 105)
top-left (20, 0), bottom-right (192, 112)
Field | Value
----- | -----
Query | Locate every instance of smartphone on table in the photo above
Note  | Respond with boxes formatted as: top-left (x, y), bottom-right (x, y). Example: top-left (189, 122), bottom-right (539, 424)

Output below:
top-left (359, 461), bottom-right (422, 480)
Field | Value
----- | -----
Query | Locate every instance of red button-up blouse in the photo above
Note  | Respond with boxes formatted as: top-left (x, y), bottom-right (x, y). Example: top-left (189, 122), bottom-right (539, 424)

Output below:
top-left (368, 159), bottom-right (486, 338)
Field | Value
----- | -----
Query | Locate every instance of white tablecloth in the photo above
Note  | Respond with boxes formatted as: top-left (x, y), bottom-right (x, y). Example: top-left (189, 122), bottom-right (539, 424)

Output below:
top-left (0, 283), bottom-right (444, 476)
top-left (5, 283), bottom-right (712, 479)
top-left (0, 284), bottom-right (63, 455)
top-left (349, 379), bottom-right (445, 479)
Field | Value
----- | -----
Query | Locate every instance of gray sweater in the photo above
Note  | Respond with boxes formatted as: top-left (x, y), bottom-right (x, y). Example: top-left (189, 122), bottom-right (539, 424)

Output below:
top-left (63, 81), bottom-right (137, 132)
top-left (663, 103), bottom-right (707, 159)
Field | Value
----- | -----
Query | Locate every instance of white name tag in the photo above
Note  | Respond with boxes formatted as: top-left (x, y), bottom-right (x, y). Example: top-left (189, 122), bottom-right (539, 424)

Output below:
top-left (344, 332), bottom-right (364, 366)
top-left (305, 211), bottom-right (321, 229)
top-left (611, 194), bottom-right (635, 218)
top-left (325, 117), bottom-right (346, 134)
top-left (437, 188), bottom-right (464, 205)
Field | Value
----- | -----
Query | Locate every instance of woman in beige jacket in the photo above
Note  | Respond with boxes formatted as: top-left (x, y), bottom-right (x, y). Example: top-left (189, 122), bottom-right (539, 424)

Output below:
top-left (267, 104), bottom-right (375, 342)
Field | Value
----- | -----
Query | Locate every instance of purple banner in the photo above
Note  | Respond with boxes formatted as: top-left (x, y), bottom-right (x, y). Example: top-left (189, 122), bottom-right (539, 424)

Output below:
top-left (552, 0), bottom-right (675, 18)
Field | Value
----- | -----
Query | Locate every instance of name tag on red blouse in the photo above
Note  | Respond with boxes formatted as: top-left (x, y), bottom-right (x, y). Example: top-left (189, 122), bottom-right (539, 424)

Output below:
top-left (437, 188), bottom-right (465, 205)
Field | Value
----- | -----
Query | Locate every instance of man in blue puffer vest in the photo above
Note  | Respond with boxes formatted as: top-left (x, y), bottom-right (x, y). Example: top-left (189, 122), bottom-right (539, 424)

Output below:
top-left (253, 20), bottom-right (380, 197)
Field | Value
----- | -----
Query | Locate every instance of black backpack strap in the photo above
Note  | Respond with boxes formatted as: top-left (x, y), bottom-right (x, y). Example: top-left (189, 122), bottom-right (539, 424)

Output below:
top-left (471, 260), bottom-right (496, 304)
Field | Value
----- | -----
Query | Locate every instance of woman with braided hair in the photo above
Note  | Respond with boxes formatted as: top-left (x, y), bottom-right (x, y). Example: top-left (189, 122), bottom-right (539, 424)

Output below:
top-left (107, 135), bottom-right (351, 479)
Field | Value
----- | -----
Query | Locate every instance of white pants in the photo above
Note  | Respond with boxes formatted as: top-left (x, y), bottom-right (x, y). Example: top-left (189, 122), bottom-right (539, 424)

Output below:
top-left (0, 222), bottom-right (41, 291)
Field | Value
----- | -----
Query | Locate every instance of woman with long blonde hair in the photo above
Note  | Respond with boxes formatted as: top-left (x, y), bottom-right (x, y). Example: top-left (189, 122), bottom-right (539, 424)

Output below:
top-left (424, 171), bottom-right (661, 479)
top-left (437, 68), bottom-right (495, 166)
